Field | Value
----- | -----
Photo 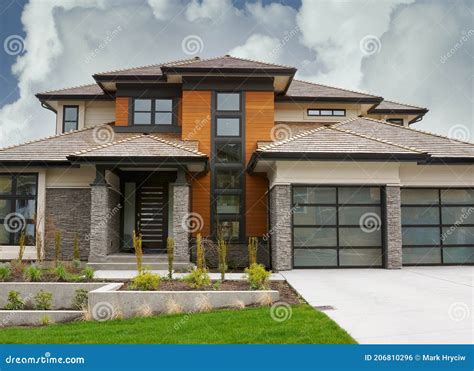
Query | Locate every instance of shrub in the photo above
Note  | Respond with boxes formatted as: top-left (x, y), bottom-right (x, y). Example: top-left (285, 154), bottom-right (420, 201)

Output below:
top-left (10, 260), bottom-right (26, 277)
top-left (129, 271), bottom-right (160, 291)
top-left (41, 315), bottom-right (50, 326)
top-left (34, 290), bottom-right (53, 310)
top-left (72, 234), bottom-right (80, 261)
top-left (183, 268), bottom-right (210, 289)
top-left (4, 290), bottom-right (25, 310)
top-left (248, 237), bottom-right (258, 266)
top-left (195, 233), bottom-right (205, 270)
top-left (18, 231), bottom-right (26, 262)
top-left (0, 264), bottom-right (11, 281)
top-left (72, 289), bottom-right (89, 310)
top-left (217, 238), bottom-right (227, 281)
top-left (54, 264), bottom-right (68, 282)
top-left (82, 266), bottom-right (94, 281)
top-left (133, 230), bottom-right (143, 274)
top-left (24, 264), bottom-right (42, 282)
top-left (54, 230), bottom-right (61, 265)
top-left (244, 263), bottom-right (271, 290)
top-left (167, 237), bottom-right (174, 279)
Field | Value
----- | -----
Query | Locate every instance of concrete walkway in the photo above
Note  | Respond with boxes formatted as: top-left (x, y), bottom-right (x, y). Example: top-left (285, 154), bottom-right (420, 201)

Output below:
top-left (281, 267), bottom-right (473, 344)
top-left (94, 270), bottom-right (285, 281)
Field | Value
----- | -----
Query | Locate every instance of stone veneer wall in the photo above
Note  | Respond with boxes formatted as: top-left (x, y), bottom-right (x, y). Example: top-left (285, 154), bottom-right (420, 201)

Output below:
top-left (269, 185), bottom-right (292, 271)
top-left (89, 185), bottom-right (121, 262)
top-left (44, 188), bottom-right (91, 260)
top-left (172, 184), bottom-right (190, 261)
top-left (384, 186), bottom-right (402, 269)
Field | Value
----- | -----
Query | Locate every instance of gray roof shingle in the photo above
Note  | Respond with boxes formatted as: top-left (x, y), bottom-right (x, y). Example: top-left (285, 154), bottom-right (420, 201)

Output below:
top-left (369, 100), bottom-right (428, 113)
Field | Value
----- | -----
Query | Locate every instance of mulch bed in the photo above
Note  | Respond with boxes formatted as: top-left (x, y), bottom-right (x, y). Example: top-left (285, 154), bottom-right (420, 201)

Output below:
top-left (121, 280), bottom-right (302, 305)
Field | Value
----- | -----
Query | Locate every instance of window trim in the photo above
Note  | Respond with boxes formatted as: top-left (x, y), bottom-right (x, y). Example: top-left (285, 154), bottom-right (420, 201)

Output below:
top-left (0, 173), bottom-right (38, 246)
top-left (130, 98), bottom-right (177, 126)
top-left (62, 105), bottom-right (79, 133)
top-left (307, 108), bottom-right (346, 117)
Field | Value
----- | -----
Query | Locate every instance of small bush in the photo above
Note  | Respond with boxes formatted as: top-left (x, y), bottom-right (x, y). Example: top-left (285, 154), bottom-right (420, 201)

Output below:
top-left (41, 315), bottom-right (50, 326)
top-left (34, 290), bottom-right (53, 310)
top-left (0, 264), bottom-right (11, 281)
top-left (72, 289), bottom-right (88, 310)
top-left (54, 230), bottom-right (61, 265)
top-left (195, 234), bottom-right (205, 270)
top-left (10, 260), bottom-right (26, 277)
top-left (244, 263), bottom-right (271, 290)
top-left (24, 265), bottom-right (42, 282)
top-left (167, 237), bottom-right (174, 279)
top-left (54, 264), bottom-right (68, 282)
top-left (129, 271), bottom-right (160, 291)
top-left (133, 230), bottom-right (143, 274)
top-left (82, 266), bottom-right (94, 281)
top-left (4, 290), bottom-right (25, 310)
top-left (183, 268), bottom-right (210, 289)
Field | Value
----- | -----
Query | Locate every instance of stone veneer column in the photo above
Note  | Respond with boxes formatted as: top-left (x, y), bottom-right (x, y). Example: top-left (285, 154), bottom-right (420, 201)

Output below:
top-left (269, 184), bottom-right (292, 271)
top-left (89, 168), bottom-right (121, 262)
top-left (171, 170), bottom-right (190, 261)
top-left (384, 186), bottom-right (402, 269)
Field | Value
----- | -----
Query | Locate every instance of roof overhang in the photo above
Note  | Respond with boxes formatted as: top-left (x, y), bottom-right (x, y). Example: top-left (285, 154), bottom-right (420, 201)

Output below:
top-left (275, 96), bottom-right (383, 103)
top-left (368, 108), bottom-right (429, 115)
top-left (247, 151), bottom-right (430, 173)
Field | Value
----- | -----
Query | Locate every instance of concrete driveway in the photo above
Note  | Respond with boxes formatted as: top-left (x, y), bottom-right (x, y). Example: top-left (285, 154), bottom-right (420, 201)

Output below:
top-left (281, 267), bottom-right (473, 344)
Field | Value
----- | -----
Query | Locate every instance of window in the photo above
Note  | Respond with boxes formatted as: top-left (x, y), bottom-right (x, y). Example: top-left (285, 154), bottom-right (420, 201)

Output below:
top-left (307, 109), bottom-right (346, 117)
top-left (292, 186), bottom-right (383, 267)
top-left (401, 188), bottom-right (474, 265)
top-left (217, 93), bottom-right (240, 111)
top-left (212, 92), bottom-right (244, 240)
top-left (132, 98), bottom-right (174, 125)
top-left (63, 106), bottom-right (78, 132)
top-left (0, 174), bottom-right (37, 245)
top-left (387, 118), bottom-right (404, 125)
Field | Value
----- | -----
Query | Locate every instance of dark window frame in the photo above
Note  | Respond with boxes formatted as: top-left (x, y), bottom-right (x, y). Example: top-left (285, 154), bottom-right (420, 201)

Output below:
top-left (401, 187), bottom-right (474, 266)
top-left (307, 108), bottom-right (346, 117)
top-left (62, 105), bottom-right (79, 133)
top-left (130, 98), bottom-right (177, 126)
top-left (211, 91), bottom-right (245, 242)
top-left (0, 173), bottom-right (38, 246)
top-left (386, 118), bottom-right (404, 125)
top-left (291, 185), bottom-right (384, 268)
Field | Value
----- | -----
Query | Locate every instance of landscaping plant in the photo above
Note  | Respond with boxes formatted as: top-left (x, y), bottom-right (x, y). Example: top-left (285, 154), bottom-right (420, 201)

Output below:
top-left (72, 234), bottom-right (80, 266)
top-left (183, 267), bottom-right (211, 289)
top-left (72, 289), bottom-right (89, 310)
top-left (34, 213), bottom-right (43, 263)
top-left (24, 264), bottom-right (42, 282)
top-left (82, 266), bottom-right (94, 281)
top-left (0, 264), bottom-right (11, 281)
top-left (167, 237), bottom-right (174, 279)
top-left (54, 230), bottom-right (61, 266)
top-left (41, 315), bottom-right (50, 326)
top-left (129, 271), bottom-right (160, 291)
top-left (133, 230), bottom-right (143, 274)
top-left (18, 231), bottom-right (26, 262)
top-left (54, 264), bottom-right (68, 282)
top-left (248, 237), bottom-right (258, 266)
top-left (4, 290), bottom-right (25, 310)
top-left (34, 290), bottom-right (53, 310)
top-left (195, 233), bottom-right (205, 270)
top-left (217, 236), bottom-right (228, 281)
top-left (244, 263), bottom-right (271, 290)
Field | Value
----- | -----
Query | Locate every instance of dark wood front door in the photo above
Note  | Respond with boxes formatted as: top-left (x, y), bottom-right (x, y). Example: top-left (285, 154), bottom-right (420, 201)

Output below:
top-left (136, 179), bottom-right (168, 252)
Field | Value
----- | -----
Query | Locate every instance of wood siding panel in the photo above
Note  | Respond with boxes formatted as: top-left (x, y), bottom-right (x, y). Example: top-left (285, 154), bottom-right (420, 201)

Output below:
top-left (115, 97), bottom-right (129, 126)
top-left (182, 90), bottom-right (212, 236)
top-left (245, 91), bottom-right (274, 237)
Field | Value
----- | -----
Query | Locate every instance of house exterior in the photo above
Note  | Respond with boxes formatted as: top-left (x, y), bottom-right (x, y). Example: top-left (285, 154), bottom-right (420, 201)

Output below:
top-left (0, 55), bottom-right (472, 270)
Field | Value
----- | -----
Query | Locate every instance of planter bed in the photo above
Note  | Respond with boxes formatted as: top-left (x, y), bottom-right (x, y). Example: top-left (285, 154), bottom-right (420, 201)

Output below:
top-left (0, 310), bottom-right (82, 327)
top-left (88, 280), bottom-right (300, 319)
top-left (0, 282), bottom-right (108, 310)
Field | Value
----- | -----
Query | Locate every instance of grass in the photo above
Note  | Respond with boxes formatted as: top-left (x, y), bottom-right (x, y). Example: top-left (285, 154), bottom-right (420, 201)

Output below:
top-left (0, 305), bottom-right (355, 344)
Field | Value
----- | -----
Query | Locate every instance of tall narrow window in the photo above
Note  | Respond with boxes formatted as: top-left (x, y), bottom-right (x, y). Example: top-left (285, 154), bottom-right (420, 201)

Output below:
top-left (63, 106), bottom-right (79, 132)
top-left (212, 92), bottom-right (244, 240)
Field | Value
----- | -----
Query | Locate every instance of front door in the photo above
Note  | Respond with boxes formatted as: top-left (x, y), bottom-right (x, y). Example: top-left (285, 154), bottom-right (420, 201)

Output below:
top-left (136, 179), bottom-right (168, 252)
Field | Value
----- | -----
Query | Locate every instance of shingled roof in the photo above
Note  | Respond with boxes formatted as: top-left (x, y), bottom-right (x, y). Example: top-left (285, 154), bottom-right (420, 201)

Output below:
top-left (277, 79), bottom-right (382, 102)
top-left (0, 124), bottom-right (203, 165)
top-left (369, 100), bottom-right (428, 114)
top-left (36, 83), bottom-right (110, 100)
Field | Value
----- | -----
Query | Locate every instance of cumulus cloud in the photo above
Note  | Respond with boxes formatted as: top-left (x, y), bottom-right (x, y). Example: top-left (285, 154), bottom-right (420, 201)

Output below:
top-left (229, 34), bottom-right (283, 62)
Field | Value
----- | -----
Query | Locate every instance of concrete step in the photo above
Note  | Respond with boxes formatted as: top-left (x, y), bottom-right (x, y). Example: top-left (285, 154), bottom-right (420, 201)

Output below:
top-left (87, 261), bottom-right (193, 272)
top-left (104, 254), bottom-right (171, 263)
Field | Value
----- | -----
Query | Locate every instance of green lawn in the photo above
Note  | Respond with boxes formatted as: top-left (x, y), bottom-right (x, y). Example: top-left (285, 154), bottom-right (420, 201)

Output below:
top-left (0, 305), bottom-right (355, 344)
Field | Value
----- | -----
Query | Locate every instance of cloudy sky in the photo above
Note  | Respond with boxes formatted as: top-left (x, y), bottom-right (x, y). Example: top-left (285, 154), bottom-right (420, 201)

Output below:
top-left (0, 0), bottom-right (472, 146)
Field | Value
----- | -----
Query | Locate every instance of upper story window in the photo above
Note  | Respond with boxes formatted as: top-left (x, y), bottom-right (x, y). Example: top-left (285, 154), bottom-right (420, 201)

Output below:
top-left (387, 118), bottom-right (404, 125)
top-left (217, 93), bottom-right (241, 111)
top-left (307, 108), bottom-right (346, 117)
top-left (63, 106), bottom-right (79, 132)
top-left (132, 98), bottom-right (174, 125)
